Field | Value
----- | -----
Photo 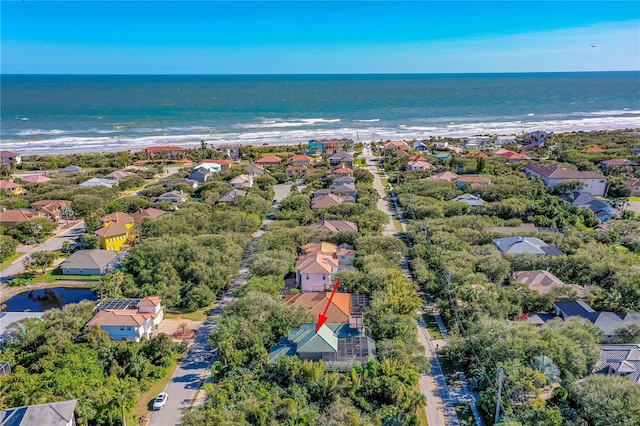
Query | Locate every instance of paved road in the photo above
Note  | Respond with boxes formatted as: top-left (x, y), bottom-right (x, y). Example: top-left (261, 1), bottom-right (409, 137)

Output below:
top-left (0, 222), bottom-right (85, 283)
top-left (365, 146), bottom-right (462, 424)
top-left (149, 219), bottom-right (270, 426)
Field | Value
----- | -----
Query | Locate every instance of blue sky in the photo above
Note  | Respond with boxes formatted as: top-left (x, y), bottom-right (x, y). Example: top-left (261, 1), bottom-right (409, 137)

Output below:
top-left (1, 1), bottom-right (639, 74)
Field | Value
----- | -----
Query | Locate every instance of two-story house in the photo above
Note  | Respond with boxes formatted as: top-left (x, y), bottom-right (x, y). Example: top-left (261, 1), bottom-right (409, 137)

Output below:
top-left (95, 212), bottom-right (135, 251)
top-left (86, 296), bottom-right (163, 342)
top-left (329, 151), bottom-right (354, 168)
top-left (524, 164), bottom-right (607, 196)
top-left (288, 154), bottom-right (314, 166)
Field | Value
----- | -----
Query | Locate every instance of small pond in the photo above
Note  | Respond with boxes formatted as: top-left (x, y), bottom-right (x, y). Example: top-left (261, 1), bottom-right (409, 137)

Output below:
top-left (2, 288), bottom-right (99, 312)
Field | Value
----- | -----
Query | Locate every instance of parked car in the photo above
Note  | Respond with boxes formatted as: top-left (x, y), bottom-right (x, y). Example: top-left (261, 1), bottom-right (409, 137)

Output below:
top-left (153, 392), bottom-right (168, 410)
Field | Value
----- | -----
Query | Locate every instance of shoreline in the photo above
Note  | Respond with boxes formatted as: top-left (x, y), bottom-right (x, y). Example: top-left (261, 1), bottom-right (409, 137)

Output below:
top-left (8, 126), bottom-right (640, 158)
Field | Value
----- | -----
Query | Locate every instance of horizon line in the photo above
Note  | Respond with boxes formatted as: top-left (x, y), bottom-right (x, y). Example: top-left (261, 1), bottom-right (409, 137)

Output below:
top-left (2, 70), bottom-right (640, 77)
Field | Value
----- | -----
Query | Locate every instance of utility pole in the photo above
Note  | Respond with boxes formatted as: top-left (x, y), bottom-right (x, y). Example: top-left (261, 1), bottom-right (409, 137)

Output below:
top-left (495, 367), bottom-right (504, 425)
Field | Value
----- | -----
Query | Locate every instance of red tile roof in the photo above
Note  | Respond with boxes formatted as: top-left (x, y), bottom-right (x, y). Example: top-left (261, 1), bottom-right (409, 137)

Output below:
top-left (284, 292), bottom-right (351, 323)
top-left (132, 208), bottom-right (166, 223)
top-left (95, 222), bottom-right (129, 238)
top-left (0, 209), bottom-right (35, 223)
top-left (256, 155), bottom-right (282, 164)
top-left (21, 175), bottom-right (53, 183)
top-left (0, 151), bottom-right (20, 158)
top-left (0, 181), bottom-right (21, 190)
top-left (137, 296), bottom-right (162, 307)
top-left (101, 212), bottom-right (134, 224)
top-left (583, 147), bottom-right (605, 153)
top-left (86, 310), bottom-right (149, 327)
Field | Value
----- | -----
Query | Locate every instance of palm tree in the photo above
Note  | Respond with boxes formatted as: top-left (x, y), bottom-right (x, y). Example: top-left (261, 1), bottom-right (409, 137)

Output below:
top-left (531, 355), bottom-right (560, 384)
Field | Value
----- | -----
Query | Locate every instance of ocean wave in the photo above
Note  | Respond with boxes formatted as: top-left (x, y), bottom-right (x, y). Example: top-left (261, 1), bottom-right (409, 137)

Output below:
top-left (3, 114), bottom-right (640, 155)
top-left (353, 119), bottom-right (380, 122)
top-left (239, 118), bottom-right (341, 129)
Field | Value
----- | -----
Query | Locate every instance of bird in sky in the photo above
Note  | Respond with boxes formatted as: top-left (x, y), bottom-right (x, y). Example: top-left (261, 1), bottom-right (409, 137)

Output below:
top-left (590, 44), bottom-right (596, 48)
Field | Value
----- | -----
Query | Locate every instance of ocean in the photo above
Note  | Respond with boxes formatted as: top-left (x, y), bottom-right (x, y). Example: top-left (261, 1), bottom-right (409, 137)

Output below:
top-left (1, 72), bottom-right (639, 155)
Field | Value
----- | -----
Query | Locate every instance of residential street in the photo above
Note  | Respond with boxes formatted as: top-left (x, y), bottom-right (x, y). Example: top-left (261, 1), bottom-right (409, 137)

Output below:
top-left (364, 144), bottom-right (461, 425)
top-left (148, 215), bottom-right (272, 426)
top-left (0, 221), bottom-right (85, 283)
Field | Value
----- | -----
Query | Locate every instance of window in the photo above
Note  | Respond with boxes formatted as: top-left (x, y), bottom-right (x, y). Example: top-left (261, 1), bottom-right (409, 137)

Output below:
top-left (322, 275), bottom-right (326, 280)
top-left (306, 275), bottom-right (309, 280)
top-left (127, 326), bottom-right (132, 330)
top-left (120, 326), bottom-right (125, 330)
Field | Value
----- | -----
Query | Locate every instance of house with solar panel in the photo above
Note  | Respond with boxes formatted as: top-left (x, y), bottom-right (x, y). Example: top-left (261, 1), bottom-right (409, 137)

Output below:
top-left (86, 297), bottom-right (163, 341)
top-left (268, 322), bottom-right (376, 371)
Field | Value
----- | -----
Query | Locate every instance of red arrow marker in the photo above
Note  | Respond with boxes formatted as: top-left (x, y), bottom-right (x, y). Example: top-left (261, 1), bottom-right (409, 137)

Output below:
top-left (316, 279), bottom-right (340, 332)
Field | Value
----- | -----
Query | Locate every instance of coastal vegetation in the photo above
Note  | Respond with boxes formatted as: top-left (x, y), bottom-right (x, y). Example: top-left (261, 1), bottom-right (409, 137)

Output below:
top-left (0, 301), bottom-right (185, 426)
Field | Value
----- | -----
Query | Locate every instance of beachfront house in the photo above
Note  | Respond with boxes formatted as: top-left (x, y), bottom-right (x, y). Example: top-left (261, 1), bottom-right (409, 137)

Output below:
top-left (0, 150), bottom-right (21, 168)
top-left (86, 297), bottom-right (163, 341)
top-left (142, 146), bottom-right (184, 159)
top-left (288, 154), bottom-right (314, 166)
top-left (188, 166), bottom-right (216, 183)
top-left (524, 164), bottom-right (607, 196)
top-left (95, 212), bottom-right (135, 251)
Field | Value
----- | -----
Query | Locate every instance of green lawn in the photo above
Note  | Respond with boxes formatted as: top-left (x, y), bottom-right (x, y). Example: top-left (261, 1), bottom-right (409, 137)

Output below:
top-left (165, 304), bottom-right (213, 322)
top-left (629, 196), bottom-right (640, 202)
top-left (355, 158), bottom-right (367, 167)
top-left (31, 268), bottom-right (101, 283)
top-left (0, 252), bottom-right (24, 270)
top-left (128, 360), bottom-right (180, 426)
top-left (422, 314), bottom-right (444, 340)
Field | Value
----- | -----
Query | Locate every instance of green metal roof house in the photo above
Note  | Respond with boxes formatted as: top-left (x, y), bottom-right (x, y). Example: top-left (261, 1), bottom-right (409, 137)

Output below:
top-left (269, 323), bottom-right (376, 371)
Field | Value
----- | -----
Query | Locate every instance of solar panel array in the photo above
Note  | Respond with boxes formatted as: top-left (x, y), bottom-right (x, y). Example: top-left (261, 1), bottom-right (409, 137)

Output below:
top-left (97, 299), bottom-right (141, 311)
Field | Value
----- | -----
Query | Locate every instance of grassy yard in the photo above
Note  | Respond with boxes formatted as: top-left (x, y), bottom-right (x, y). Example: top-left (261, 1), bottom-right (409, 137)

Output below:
top-left (355, 158), bottom-right (367, 167)
top-left (31, 267), bottom-right (101, 283)
top-left (628, 196), bottom-right (640, 202)
top-left (165, 304), bottom-right (213, 322)
top-left (127, 360), bottom-right (180, 426)
top-left (381, 177), bottom-right (389, 187)
top-left (454, 404), bottom-right (477, 426)
top-left (422, 314), bottom-right (444, 340)
top-left (0, 252), bottom-right (24, 270)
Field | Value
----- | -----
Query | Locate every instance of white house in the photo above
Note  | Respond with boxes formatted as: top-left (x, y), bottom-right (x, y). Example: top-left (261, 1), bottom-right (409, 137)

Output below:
top-left (0, 400), bottom-right (77, 426)
top-left (86, 297), bottom-right (163, 341)
top-left (295, 253), bottom-right (338, 292)
top-left (0, 150), bottom-right (22, 168)
top-left (524, 164), bottom-right (607, 196)
top-left (229, 174), bottom-right (253, 188)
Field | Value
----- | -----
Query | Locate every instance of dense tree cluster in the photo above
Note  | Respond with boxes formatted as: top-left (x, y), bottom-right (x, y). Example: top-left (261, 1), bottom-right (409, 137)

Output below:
top-left (0, 301), bottom-right (185, 426)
